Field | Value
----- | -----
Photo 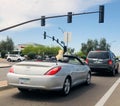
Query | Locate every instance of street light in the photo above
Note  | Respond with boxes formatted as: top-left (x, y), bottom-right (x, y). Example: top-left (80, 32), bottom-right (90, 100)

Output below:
top-left (58, 27), bottom-right (64, 34)
top-left (58, 27), bottom-right (72, 54)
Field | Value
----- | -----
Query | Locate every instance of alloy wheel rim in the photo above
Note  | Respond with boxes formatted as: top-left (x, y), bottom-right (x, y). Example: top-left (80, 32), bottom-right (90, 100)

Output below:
top-left (64, 79), bottom-right (70, 94)
top-left (87, 73), bottom-right (91, 84)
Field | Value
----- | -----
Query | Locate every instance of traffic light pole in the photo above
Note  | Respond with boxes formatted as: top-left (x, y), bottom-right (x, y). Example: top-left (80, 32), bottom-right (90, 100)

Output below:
top-left (0, 5), bottom-right (104, 32)
top-left (43, 32), bottom-right (67, 53)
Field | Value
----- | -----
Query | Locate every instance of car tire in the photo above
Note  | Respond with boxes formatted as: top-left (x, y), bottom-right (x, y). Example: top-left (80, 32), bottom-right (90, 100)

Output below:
top-left (62, 77), bottom-right (71, 96)
top-left (18, 88), bottom-right (30, 93)
top-left (115, 65), bottom-right (119, 74)
top-left (17, 59), bottom-right (21, 62)
top-left (7, 58), bottom-right (11, 62)
top-left (111, 68), bottom-right (116, 76)
top-left (85, 72), bottom-right (91, 85)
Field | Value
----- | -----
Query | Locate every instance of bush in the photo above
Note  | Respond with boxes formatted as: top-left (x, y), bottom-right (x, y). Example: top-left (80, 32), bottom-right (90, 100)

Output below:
top-left (27, 52), bottom-right (36, 60)
top-left (1, 51), bottom-right (7, 58)
top-left (81, 55), bottom-right (86, 60)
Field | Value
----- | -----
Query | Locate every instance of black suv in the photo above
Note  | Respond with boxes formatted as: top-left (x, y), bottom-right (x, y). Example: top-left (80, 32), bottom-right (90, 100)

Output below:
top-left (86, 51), bottom-right (119, 76)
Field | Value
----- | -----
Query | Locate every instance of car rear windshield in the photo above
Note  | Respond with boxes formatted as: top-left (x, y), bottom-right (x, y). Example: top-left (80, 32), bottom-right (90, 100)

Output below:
top-left (88, 51), bottom-right (109, 59)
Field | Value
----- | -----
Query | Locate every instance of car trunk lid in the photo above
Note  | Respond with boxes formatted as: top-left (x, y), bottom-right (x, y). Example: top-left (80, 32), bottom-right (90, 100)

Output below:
top-left (88, 58), bottom-right (110, 65)
top-left (13, 61), bottom-right (57, 75)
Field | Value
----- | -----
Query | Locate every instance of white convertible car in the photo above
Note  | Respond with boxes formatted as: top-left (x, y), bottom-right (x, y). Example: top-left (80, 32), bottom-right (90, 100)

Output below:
top-left (7, 55), bottom-right (91, 95)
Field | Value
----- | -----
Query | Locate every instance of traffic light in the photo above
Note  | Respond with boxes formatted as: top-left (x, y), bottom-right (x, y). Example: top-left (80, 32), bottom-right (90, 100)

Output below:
top-left (67, 12), bottom-right (72, 23)
top-left (56, 39), bottom-right (59, 43)
top-left (99, 5), bottom-right (104, 23)
top-left (41, 16), bottom-right (45, 26)
top-left (43, 31), bottom-right (46, 39)
top-left (52, 36), bottom-right (55, 41)
top-left (63, 46), bottom-right (67, 54)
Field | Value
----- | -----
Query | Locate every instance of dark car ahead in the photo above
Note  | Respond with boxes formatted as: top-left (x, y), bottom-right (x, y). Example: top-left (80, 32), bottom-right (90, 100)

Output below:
top-left (86, 50), bottom-right (119, 76)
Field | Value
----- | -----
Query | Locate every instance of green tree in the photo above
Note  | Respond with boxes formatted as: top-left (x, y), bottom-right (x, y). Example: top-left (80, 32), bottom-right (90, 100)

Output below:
top-left (81, 39), bottom-right (94, 55)
top-left (27, 52), bottom-right (36, 59)
top-left (75, 51), bottom-right (86, 60)
top-left (93, 39), bottom-right (99, 50)
top-left (99, 38), bottom-right (110, 50)
top-left (80, 38), bottom-right (110, 56)
top-left (6, 36), bottom-right (14, 52)
top-left (81, 43), bottom-right (87, 55)
top-left (22, 45), bottom-right (61, 57)
top-left (0, 36), bottom-right (14, 53)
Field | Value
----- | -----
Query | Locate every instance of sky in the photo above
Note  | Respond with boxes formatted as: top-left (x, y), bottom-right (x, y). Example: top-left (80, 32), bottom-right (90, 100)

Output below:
top-left (0, 0), bottom-right (120, 56)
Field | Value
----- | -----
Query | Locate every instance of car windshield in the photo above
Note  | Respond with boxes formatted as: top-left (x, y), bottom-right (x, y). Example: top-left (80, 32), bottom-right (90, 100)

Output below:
top-left (88, 51), bottom-right (109, 59)
top-left (58, 56), bottom-right (83, 65)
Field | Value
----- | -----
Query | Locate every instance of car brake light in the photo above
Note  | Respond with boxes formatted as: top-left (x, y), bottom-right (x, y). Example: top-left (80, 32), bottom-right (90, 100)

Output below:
top-left (45, 66), bottom-right (61, 75)
top-left (86, 59), bottom-right (89, 64)
top-left (9, 67), bottom-right (14, 73)
top-left (108, 60), bottom-right (112, 65)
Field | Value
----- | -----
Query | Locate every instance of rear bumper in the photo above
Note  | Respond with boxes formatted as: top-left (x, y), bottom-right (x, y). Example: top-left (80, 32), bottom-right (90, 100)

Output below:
top-left (89, 65), bottom-right (113, 72)
top-left (7, 73), bottom-right (65, 91)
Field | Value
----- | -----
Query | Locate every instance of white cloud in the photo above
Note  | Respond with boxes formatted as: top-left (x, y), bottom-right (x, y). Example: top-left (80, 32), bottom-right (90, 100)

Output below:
top-left (0, 0), bottom-right (111, 31)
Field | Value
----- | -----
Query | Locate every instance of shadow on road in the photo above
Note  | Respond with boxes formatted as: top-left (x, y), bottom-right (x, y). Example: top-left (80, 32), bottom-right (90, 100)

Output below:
top-left (92, 72), bottom-right (120, 78)
top-left (12, 83), bottom-right (96, 102)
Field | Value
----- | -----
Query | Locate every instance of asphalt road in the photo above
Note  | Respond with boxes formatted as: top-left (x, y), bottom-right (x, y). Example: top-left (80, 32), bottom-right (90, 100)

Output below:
top-left (0, 68), bottom-right (9, 81)
top-left (0, 62), bottom-right (120, 106)
top-left (0, 62), bottom-right (15, 81)
top-left (0, 69), bottom-right (120, 106)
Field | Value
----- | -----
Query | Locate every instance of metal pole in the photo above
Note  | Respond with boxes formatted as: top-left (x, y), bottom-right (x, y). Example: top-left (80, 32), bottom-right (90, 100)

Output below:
top-left (67, 32), bottom-right (68, 51)
top-left (0, 11), bottom-right (99, 32)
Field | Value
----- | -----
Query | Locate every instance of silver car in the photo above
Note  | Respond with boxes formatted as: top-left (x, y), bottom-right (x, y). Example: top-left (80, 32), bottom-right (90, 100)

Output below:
top-left (7, 55), bottom-right (91, 95)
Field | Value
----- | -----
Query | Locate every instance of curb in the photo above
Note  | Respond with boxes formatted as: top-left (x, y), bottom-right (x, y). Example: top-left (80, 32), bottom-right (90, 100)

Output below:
top-left (0, 85), bottom-right (14, 91)
top-left (0, 64), bottom-right (11, 68)
top-left (0, 81), bottom-right (14, 91)
top-left (0, 59), bottom-right (13, 91)
top-left (0, 62), bottom-right (13, 91)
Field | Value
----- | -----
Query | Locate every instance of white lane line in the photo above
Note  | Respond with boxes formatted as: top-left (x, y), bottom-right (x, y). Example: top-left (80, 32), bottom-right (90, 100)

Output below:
top-left (95, 78), bottom-right (120, 106)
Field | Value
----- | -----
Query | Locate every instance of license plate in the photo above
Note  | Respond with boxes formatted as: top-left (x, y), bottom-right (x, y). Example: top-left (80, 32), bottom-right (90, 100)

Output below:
top-left (94, 60), bottom-right (102, 64)
top-left (19, 78), bottom-right (30, 84)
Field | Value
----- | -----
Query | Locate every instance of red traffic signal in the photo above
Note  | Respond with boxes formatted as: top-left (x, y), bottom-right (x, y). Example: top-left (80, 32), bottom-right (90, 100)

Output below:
top-left (99, 5), bottom-right (104, 23)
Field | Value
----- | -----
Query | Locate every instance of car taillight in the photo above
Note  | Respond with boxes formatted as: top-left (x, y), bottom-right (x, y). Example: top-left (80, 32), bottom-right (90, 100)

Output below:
top-left (108, 60), bottom-right (112, 65)
top-left (9, 67), bottom-right (14, 73)
top-left (86, 59), bottom-right (89, 64)
top-left (44, 66), bottom-right (61, 75)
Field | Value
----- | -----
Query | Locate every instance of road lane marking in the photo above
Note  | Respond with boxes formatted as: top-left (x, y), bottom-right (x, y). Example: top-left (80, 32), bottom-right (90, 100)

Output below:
top-left (95, 78), bottom-right (120, 106)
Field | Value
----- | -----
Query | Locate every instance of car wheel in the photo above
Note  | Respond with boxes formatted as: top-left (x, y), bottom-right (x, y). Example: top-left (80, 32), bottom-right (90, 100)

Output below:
top-left (7, 58), bottom-right (11, 62)
top-left (115, 65), bottom-right (119, 74)
top-left (17, 59), bottom-right (21, 62)
top-left (85, 72), bottom-right (91, 85)
top-left (62, 77), bottom-right (71, 96)
top-left (18, 88), bottom-right (30, 93)
top-left (111, 68), bottom-right (116, 76)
